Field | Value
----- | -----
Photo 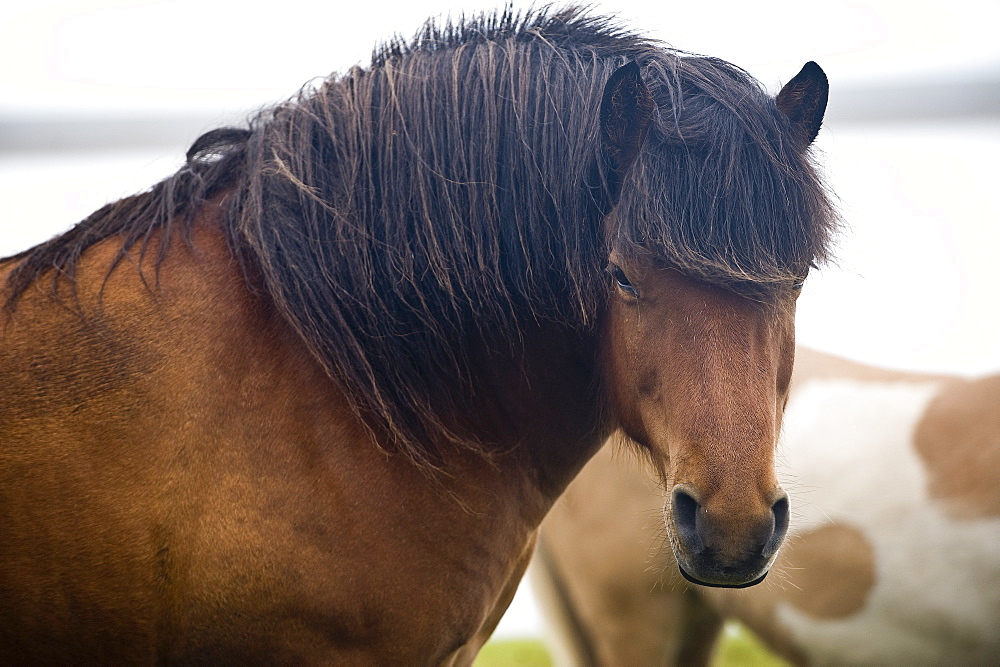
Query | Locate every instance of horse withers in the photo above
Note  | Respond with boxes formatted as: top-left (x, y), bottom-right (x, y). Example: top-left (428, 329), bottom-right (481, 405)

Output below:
top-left (0, 8), bottom-right (833, 663)
top-left (536, 348), bottom-right (1000, 665)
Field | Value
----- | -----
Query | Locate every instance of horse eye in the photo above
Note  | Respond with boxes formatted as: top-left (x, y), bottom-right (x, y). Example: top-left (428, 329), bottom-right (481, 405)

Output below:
top-left (792, 277), bottom-right (806, 290)
top-left (608, 263), bottom-right (639, 298)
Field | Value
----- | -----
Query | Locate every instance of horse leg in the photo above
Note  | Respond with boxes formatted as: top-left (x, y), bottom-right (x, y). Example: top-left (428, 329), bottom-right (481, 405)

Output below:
top-left (674, 589), bottom-right (724, 666)
top-left (534, 534), bottom-right (714, 666)
top-left (530, 537), bottom-right (600, 666)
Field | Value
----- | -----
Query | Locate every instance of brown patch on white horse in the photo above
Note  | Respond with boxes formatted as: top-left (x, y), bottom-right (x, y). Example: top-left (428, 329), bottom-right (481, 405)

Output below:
top-left (777, 522), bottom-right (875, 619)
top-left (914, 375), bottom-right (1000, 519)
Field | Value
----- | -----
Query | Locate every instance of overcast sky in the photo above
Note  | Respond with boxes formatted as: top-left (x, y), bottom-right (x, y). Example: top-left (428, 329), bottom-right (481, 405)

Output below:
top-left (3, 0), bottom-right (999, 116)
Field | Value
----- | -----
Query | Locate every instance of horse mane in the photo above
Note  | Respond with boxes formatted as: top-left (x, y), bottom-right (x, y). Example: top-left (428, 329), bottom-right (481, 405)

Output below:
top-left (1, 6), bottom-right (835, 468)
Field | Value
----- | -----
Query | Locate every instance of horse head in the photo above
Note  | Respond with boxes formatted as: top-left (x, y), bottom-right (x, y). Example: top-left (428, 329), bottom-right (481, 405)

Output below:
top-left (598, 61), bottom-right (830, 588)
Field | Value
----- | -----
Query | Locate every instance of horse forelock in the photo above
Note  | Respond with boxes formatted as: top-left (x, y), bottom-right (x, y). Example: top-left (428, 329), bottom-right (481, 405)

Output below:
top-left (1, 6), bottom-right (836, 468)
top-left (612, 56), bottom-right (838, 295)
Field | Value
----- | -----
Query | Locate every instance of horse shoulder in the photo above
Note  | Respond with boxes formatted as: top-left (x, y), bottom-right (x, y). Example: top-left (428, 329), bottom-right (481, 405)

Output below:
top-left (0, 214), bottom-right (549, 662)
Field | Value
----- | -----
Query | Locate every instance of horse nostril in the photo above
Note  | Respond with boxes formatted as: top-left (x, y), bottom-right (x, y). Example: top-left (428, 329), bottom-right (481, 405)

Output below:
top-left (765, 494), bottom-right (790, 555)
top-left (671, 486), bottom-right (703, 551)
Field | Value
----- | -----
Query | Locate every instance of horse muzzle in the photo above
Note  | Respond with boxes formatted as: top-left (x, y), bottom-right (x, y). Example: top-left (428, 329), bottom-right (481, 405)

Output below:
top-left (667, 484), bottom-right (789, 588)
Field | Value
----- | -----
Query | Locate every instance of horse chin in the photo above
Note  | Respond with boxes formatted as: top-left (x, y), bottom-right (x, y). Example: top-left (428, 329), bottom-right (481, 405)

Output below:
top-left (677, 564), bottom-right (770, 589)
top-left (665, 517), bottom-right (775, 589)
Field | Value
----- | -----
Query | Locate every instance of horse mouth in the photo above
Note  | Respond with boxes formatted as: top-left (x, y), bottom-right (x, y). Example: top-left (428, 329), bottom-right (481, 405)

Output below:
top-left (678, 564), bottom-right (769, 589)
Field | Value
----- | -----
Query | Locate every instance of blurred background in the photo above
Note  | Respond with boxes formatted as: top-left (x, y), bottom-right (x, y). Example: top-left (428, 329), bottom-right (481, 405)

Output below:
top-left (3, 0), bottom-right (998, 650)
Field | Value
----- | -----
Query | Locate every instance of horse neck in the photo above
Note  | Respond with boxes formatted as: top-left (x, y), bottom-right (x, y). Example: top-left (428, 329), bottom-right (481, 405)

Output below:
top-left (228, 245), bottom-right (610, 523)
top-left (458, 321), bottom-right (610, 509)
top-left (189, 183), bottom-right (612, 519)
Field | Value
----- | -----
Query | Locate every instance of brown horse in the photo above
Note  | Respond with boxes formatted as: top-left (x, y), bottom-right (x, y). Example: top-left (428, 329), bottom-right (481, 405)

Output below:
top-left (536, 347), bottom-right (1000, 665)
top-left (0, 8), bottom-right (833, 663)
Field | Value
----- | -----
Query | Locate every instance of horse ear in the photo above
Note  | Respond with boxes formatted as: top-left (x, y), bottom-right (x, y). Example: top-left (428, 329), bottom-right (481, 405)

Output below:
top-left (600, 61), bottom-right (655, 179)
top-left (776, 61), bottom-right (829, 146)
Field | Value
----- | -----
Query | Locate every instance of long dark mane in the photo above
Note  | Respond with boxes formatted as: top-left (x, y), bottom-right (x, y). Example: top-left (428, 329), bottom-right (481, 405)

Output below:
top-left (1, 6), bottom-right (835, 467)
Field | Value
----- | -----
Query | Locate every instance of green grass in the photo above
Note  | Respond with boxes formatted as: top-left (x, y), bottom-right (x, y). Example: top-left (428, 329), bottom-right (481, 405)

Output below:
top-left (474, 622), bottom-right (788, 667)
top-left (473, 638), bottom-right (552, 667)
top-left (711, 621), bottom-right (791, 667)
